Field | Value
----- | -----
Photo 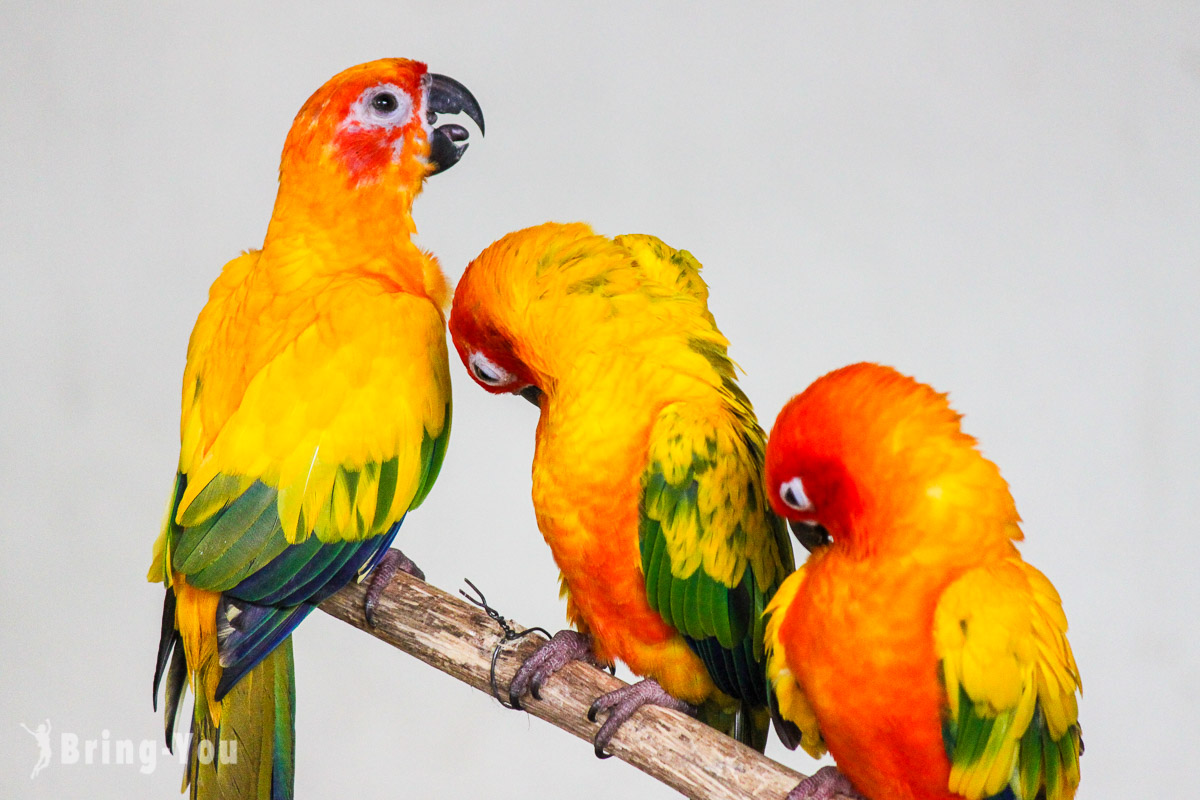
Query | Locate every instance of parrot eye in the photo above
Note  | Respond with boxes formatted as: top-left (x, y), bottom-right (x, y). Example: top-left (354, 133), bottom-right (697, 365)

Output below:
top-left (352, 84), bottom-right (413, 128)
top-left (372, 92), bottom-right (398, 113)
top-left (469, 351), bottom-right (514, 387)
top-left (780, 477), bottom-right (814, 512)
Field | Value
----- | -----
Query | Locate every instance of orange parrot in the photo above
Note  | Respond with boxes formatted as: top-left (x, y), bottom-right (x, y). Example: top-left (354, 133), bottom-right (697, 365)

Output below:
top-left (762, 363), bottom-right (1082, 800)
top-left (449, 222), bottom-right (795, 755)
top-left (148, 59), bottom-right (482, 799)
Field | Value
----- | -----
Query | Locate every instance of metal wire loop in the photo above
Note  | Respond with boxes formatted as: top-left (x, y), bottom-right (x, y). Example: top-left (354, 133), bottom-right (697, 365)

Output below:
top-left (460, 578), bottom-right (551, 709)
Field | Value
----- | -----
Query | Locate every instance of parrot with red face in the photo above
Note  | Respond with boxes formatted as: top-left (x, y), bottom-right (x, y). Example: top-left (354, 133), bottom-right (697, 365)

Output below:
top-left (148, 59), bottom-right (483, 799)
top-left (762, 362), bottom-right (1082, 800)
top-left (449, 222), bottom-right (795, 755)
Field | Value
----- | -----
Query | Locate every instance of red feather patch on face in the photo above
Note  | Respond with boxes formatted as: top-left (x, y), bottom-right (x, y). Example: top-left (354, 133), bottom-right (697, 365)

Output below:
top-left (448, 298), bottom-right (536, 394)
top-left (332, 124), bottom-right (398, 178)
top-left (766, 384), bottom-right (866, 539)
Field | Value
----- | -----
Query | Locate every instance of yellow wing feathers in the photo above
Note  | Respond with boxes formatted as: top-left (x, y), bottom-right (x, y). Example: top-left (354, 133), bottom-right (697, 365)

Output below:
top-left (175, 272), bottom-right (450, 545)
top-left (935, 558), bottom-right (1082, 800)
top-left (645, 402), bottom-right (785, 591)
top-left (763, 567), bottom-right (827, 759)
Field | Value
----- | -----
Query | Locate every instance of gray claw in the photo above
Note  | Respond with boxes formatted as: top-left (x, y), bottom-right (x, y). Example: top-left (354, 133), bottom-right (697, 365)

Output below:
top-left (508, 630), bottom-right (599, 710)
top-left (363, 549), bottom-right (424, 627)
top-left (786, 766), bottom-right (867, 800)
top-left (588, 678), bottom-right (695, 759)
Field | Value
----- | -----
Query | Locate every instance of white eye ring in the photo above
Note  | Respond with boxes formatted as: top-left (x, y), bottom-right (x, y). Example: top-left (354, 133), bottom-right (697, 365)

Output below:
top-left (350, 83), bottom-right (413, 129)
top-left (469, 351), bottom-right (514, 387)
top-left (780, 477), bottom-right (814, 512)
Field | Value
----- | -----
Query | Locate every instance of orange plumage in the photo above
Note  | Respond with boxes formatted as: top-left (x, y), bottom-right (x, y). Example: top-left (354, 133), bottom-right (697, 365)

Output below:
top-left (763, 363), bottom-right (1081, 800)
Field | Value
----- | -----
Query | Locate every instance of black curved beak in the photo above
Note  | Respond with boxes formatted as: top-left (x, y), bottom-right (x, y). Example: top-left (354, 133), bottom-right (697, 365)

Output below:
top-left (425, 73), bottom-right (485, 175)
top-left (788, 519), bottom-right (832, 553)
top-left (518, 385), bottom-right (543, 408)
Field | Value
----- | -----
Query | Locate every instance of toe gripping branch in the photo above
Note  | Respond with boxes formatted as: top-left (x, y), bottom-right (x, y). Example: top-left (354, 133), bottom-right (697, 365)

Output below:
top-left (459, 579), bottom-right (552, 709)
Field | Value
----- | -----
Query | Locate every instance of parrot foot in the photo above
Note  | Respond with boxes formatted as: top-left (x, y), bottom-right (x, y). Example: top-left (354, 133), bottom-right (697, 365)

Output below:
top-left (587, 678), bottom-right (696, 759)
top-left (363, 549), bottom-right (425, 627)
top-left (786, 766), bottom-right (868, 800)
top-left (508, 629), bottom-right (604, 710)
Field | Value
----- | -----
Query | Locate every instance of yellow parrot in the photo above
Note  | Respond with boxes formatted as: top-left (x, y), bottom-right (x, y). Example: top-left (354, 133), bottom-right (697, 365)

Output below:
top-left (450, 222), bottom-right (794, 755)
top-left (148, 59), bottom-right (483, 798)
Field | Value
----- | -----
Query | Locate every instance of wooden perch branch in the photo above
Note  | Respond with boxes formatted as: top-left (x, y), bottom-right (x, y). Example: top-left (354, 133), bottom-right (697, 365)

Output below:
top-left (320, 571), bottom-right (838, 800)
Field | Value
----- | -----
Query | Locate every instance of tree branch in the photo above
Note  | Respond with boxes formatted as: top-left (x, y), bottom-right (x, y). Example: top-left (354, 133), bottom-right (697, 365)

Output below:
top-left (320, 572), bottom-right (836, 800)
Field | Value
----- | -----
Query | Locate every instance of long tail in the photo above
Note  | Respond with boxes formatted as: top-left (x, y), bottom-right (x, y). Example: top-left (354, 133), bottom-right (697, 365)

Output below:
top-left (187, 640), bottom-right (295, 800)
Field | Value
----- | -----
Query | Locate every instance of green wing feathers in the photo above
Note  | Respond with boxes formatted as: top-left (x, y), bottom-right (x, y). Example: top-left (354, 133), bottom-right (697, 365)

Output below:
top-left (640, 402), bottom-right (793, 632)
top-left (410, 403), bottom-right (452, 510)
top-left (148, 402), bottom-right (450, 594)
top-left (935, 561), bottom-right (1082, 800)
top-left (639, 400), bottom-right (794, 749)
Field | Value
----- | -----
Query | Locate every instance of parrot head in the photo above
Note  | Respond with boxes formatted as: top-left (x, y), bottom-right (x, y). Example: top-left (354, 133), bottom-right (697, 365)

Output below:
top-left (765, 362), bottom-right (1018, 557)
top-left (449, 223), bottom-right (638, 409)
top-left (448, 303), bottom-right (544, 407)
top-left (448, 227), bottom-right (568, 409)
top-left (279, 58), bottom-right (484, 192)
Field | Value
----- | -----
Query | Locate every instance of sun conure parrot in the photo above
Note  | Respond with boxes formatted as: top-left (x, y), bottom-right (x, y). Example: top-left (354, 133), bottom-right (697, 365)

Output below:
top-left (147, 58), bottom-right (483, 799)
top-left (762, 363), bottom-right (1082, 800)
top-left (448, 222), bottom-right (795, 755)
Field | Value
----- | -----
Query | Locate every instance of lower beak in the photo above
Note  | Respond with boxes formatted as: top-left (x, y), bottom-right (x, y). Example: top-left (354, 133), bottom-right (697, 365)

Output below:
top-left (789, 520), bottom-right (832, 553)
top-left (425, 73), bottom-right (485, 175)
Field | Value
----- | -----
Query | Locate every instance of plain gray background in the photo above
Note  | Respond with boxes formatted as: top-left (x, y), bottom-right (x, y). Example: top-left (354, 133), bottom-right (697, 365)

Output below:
top-left (3, 2), bottom-right (1198, 798)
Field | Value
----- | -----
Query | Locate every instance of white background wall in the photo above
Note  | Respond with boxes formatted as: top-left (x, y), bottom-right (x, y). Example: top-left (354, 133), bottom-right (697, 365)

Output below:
top-left (2, 2), bottom-right (1197, 798)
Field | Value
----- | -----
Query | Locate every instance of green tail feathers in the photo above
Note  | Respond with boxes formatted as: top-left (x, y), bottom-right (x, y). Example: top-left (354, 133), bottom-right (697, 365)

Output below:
top-left (698, 700), bottom-right (771, 753)
top-left (187, 641), bottom-right (295, 800)
top-left (738, 704), bottom-right (771, 753)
